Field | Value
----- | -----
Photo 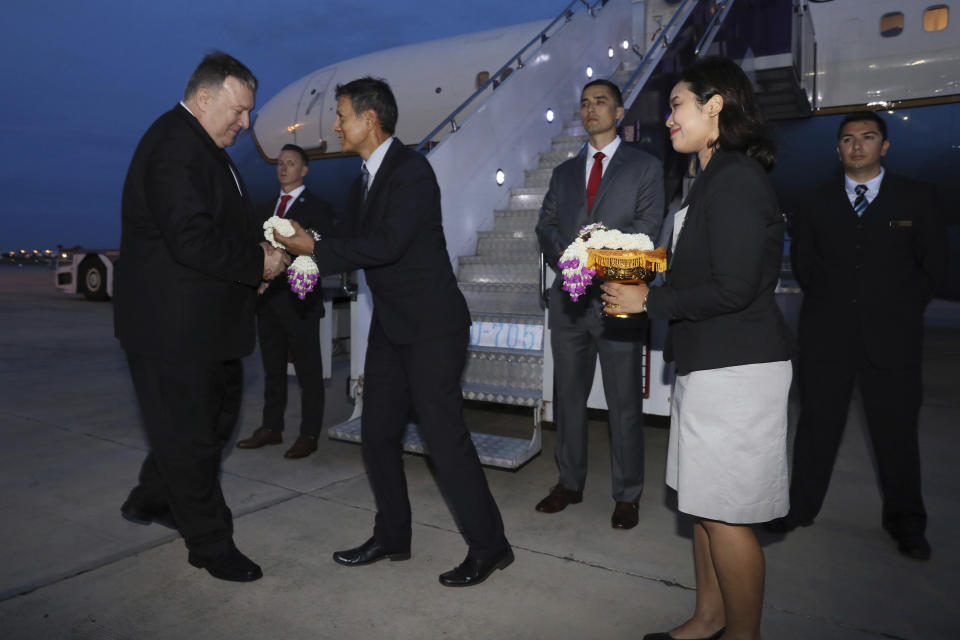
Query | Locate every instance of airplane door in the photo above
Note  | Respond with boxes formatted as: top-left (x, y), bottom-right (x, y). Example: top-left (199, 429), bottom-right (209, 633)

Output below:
top-left (294, 68), bottom-right (336, 154)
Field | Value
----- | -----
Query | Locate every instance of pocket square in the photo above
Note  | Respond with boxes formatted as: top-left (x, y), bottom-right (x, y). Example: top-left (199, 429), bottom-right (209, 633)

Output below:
top-left (889, 220), bottom-right (913, 228)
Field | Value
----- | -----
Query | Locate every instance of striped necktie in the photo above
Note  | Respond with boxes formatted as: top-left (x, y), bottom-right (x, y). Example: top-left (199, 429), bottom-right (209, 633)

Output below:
top-left (360, 165), bottom-right (370, 201)
top-left (853, 184), bottom-right (868, 216)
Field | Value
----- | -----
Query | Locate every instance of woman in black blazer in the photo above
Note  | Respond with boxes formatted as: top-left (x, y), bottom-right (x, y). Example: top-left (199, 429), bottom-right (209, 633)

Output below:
top-left (603, 57), bottom-right (792, 640)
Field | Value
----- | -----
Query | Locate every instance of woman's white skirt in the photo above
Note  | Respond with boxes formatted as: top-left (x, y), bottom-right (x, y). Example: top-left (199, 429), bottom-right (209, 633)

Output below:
top-left (666, 360), bottom-right (792, 524)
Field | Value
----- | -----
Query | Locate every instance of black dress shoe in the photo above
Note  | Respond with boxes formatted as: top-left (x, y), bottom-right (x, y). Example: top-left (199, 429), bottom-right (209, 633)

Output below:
top-left (439, 546), bottom-right (514, 587)
top-left (611, 501), bottom-right (639, 529)
top-left (896, 533), bottom-right (931, 560)
top-left (535, 484), bottom-right (583, 513)
top-left (332, 537), bottom-right (411, 566)
top-left (188, 546), bottom-right (262, 582)
top-left (120, 499), bottom-right (177, 530)
top-left (642, 627), bottom-right (725, 640)
top-left (236, 427), bottom-right (282, 449)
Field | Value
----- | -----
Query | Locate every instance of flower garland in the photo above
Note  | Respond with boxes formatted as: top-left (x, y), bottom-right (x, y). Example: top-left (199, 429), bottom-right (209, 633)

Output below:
top-left (263, 216), bottom-right (321, 300)
top-left (557, 223), bottom-right (654, 301)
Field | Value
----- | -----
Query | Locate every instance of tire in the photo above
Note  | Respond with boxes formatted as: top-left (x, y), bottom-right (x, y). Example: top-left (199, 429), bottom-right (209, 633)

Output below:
top-left (79, 257), bottom-right (109, 301)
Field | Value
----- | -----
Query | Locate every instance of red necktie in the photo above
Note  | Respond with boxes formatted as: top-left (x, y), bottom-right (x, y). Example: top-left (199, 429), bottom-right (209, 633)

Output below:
top-left (586, 151), bottom-right (605, 215)
top-left (275, 194), bottom-right (292, 218)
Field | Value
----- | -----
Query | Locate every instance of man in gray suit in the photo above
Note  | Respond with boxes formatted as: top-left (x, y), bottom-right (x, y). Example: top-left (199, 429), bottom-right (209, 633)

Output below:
top-left (535, 79), bottom-right (663, 529)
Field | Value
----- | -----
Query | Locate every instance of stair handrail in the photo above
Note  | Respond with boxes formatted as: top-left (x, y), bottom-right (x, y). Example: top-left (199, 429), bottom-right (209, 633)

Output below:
top-left (620, 0), bottom-right (700, 112)
top-left (694, 0), bottom-right (736, 57)
top-left (414, 0), bottom-right (610, 152)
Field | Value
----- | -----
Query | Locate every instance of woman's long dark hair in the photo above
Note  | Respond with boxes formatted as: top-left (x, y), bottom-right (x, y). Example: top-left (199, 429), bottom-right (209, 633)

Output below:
top-left (680, 56), bottom-right (776, 170)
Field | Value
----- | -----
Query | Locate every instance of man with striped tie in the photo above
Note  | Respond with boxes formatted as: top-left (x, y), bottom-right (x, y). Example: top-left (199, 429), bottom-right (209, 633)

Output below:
top-left (769, 112), bottom-right (947, 561)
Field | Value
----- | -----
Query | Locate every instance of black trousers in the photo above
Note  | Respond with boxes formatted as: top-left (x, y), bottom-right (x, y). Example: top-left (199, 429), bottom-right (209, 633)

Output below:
top-left (551, 321), bottom-right (645, 502)
top-left (360, 323), bottom-right (508, 561)
top-left (256, 307), bottom-right (324, 438)
top-left (789, 347), bottom-right (927, 537)
top-left (126, 354), bottom-right (242, 557)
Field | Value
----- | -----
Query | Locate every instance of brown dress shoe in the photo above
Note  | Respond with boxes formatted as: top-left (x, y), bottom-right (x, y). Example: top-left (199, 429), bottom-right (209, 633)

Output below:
top-left (236, 427), bottom-right (282, 449)
top-left (611, 501), bottom-right (639, 529)
top-left (284, 436), bottom-right (318, 459)
top-left (535, 484), bottom-right (583, 513)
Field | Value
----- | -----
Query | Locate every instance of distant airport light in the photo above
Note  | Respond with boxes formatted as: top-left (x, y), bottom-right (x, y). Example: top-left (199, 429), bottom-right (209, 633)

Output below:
top-left (888, 110), bottom-right (895, 114)
top-left (903, 115), bottom-right (909, 121)
top-left (586, 66), bottom-right (594, 79)
top-left (622, 40), bottom-right (630, 50)
top-left (545, 108), bottom-right (555, 123)
top-left (608, 47), bottom-right (615, 58)
top-left (496, 169), bottom-right (506, 186)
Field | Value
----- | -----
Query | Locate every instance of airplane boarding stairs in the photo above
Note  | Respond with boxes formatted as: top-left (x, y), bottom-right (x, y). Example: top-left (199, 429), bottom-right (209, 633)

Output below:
top-left (327, 0), bottom-right (707, 469)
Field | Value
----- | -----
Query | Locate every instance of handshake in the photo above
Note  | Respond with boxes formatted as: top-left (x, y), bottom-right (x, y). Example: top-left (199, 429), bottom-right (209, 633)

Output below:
top-left (261, 243), bottom-right (291, 282)
top-left (258, 220), bottom-right (318, 294)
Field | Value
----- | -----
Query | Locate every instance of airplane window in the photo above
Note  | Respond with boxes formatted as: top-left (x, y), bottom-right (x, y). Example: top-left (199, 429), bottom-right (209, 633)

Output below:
top-left (880, 11), bottom-right (904, 37)
top-left (924, 5), bottom-right (949, 31)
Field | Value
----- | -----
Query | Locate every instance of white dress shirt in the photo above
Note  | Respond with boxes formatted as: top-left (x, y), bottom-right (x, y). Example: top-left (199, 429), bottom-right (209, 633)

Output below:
top-left (584, 136), bottom-right (622, 189)
top-left (274, 184), bottom-right (306, 216)
top-left (362, 136), bottom-right (395, 189)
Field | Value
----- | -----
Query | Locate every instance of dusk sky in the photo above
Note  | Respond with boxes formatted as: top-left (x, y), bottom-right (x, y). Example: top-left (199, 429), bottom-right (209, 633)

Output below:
top-left (0, 0), bottom-right (567, 249)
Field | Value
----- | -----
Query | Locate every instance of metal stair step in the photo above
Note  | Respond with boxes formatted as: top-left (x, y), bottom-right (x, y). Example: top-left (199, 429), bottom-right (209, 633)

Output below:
top-left (326, 417), bottom-right (540, 469)
top-left (563, 122), bottom-right (586, 136)
top-left (461, 282), bottom-right (544, 315)
top-left (551, 135), bottom-right (587, 151)
top-left (458, 256), bottom-right (538, 284)
top-left (524, 167), bottom-right (554, 186)
top-left (508, 186), bottom-right (547, 210)
top-left (463, 345), bottom-right (543, 392)
top-left (462, 382), bottom-right (542, 407)
top-left (475, 230), bottom-right (540, 257)
top-left (539, 151), bottom-right (578, 169)
top-left (493, 209), bottom-right (540, 232)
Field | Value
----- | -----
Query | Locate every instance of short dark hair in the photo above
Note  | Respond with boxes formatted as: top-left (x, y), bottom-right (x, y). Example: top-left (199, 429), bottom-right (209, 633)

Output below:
top-left (680, 56), bottom-right (776, 170)
top-left (335, 77), bottom-right (398, 135)
top-left (582, 79), bottom-right (623, 107)
top-left (184, 51), bottom-right (257, 101)
top-left (281, 143), bottom-right (309, 165)
top-left (836, 111), bottom-right (888, 141)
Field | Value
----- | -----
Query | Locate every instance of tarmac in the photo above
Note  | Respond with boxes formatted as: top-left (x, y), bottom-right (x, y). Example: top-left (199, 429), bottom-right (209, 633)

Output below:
top-left (0, 265), bottom-right (957, 640)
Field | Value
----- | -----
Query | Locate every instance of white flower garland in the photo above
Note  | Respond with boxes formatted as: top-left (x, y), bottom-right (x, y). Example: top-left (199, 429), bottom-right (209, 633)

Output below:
top-left (263, 216), bottom-right (320, 300)
top-left (557, 223), bottom-right (654, 301)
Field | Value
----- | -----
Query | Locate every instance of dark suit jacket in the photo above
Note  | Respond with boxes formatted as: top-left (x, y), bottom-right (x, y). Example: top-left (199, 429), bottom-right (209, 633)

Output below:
top-left (791, 170), bottom-right (947, 367)
top-left (258, 189), bottom-right (337, 318)
top-left (647, 151), bottom-right (792, 375)
top-left (536, 142), bottom-right (664, 329)
top-left (116, 104), bottom-right (263, 361)
top-left (310, 139), bottom-right (469, 345)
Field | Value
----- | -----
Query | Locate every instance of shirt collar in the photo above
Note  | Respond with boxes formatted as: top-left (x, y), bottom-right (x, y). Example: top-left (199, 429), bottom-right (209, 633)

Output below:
top-left (845, 167), bottom-right (885, 199)
top-left (587, 136), bottom-right (621, 161)
top-left (362, 136), bottom-right (394, 186)
top-left (280, 184), bottom-right (306, 199)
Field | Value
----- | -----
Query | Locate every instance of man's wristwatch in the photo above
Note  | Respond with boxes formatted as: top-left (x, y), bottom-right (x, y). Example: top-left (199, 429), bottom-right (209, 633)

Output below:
top-left (641, 296), bottom-right (648, 314)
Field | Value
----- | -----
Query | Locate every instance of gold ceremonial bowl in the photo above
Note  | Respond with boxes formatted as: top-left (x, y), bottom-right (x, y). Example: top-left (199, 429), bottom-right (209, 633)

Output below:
top-left (588, 247), bottom-right (667, 318)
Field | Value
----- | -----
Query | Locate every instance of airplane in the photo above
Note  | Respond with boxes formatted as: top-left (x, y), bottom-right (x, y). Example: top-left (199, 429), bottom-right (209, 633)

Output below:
top-left (62, 0), bottom-right (960, 469)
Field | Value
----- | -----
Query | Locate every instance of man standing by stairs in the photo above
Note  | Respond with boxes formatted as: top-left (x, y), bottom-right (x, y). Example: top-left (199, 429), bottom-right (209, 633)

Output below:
top-left (535, 79), bottom-right (664, 529)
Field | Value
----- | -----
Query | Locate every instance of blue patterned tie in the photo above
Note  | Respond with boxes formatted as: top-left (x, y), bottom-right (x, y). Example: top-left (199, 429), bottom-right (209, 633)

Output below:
top-left (360, 164), bottom-right (370, 201)
top-left (853, 184), bottom-right (868, 216)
